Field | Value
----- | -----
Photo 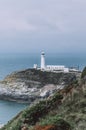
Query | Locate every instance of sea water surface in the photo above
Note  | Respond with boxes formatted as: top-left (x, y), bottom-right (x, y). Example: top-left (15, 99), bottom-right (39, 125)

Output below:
top-left (0, 100), bottom-right (28, 125)
top-left (0, 52), bottom-right (86, 125)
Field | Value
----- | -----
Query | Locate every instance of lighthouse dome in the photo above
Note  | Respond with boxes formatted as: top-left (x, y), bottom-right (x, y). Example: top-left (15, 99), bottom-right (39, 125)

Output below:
top-left (41, 51), bottom-right (45, 55)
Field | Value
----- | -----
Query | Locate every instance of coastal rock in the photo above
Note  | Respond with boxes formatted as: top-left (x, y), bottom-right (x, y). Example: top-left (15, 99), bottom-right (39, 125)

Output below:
top-left (0, 82), bottom-right (39, 102)
top-left (0, 69), bottom-right (80, 102)
top-left (39, 84), bottom-right (64, 98)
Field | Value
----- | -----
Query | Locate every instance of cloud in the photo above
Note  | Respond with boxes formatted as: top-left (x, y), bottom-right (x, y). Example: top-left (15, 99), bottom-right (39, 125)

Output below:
top-left (0, 0), bottom-right (86, 34)
top-left (0, 0), bottom-right (86, 53)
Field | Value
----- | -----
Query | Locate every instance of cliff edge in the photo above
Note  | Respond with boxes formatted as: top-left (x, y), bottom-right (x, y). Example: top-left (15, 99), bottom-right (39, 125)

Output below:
top-left (0, 69), bottom-right (79, 102)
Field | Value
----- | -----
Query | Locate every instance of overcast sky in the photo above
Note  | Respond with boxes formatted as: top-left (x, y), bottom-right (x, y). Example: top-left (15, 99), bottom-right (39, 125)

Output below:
top-left (0, 0), bottom-right (86, 54)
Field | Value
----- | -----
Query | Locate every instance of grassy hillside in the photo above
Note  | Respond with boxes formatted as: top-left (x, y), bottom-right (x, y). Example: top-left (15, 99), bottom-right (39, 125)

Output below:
top-left (1, 92), bottom-right (71, 130)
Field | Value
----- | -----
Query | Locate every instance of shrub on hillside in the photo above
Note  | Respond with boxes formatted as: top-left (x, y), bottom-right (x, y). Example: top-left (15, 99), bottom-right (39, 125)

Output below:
top-left (22, 93), bottom-right (63, 125)
top-left (32, 115), bottom-right (71, 130)
top-left (81, 67), bottom-right (86, 79)
top-left (33, 125), bottom-right (56, 130)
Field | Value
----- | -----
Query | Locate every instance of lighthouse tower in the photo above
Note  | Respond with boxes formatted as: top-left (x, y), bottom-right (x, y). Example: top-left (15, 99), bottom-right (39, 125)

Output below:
top-left (41, 52), bottom-right (45, 70)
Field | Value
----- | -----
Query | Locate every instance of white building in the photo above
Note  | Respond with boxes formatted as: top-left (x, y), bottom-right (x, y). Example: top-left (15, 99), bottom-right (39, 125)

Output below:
top-left (46, 65), bottom-right (69, 72)
top-left (33, 52), bottom-right (80, 73)
top-left (33, 64), bottom-right (38, 69)
top-left (41, 52), bottom-right (45, 70)
top-left (46, 65), bottom-right (65, 71)
top-left (40, 52), bottom-right (69, 72)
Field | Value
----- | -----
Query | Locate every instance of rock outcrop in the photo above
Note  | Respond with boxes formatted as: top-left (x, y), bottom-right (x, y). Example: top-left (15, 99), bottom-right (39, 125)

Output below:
top-left (0, 69), bottom-right (80, 103)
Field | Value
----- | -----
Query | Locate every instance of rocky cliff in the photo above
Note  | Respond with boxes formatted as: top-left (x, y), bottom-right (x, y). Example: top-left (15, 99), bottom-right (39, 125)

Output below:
top-left (0, 69), bottom-right (79, 103)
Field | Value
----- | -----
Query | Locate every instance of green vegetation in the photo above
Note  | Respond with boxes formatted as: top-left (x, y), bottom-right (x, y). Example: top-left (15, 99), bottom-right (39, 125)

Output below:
top-left (22, 93), bottom-right (63, 125)
top-left (81, 66), bottom-right (86, 78)
top-left (1, 93), bottom-right (70, 130)
top-left (39, 115), bottom-right (71, 128)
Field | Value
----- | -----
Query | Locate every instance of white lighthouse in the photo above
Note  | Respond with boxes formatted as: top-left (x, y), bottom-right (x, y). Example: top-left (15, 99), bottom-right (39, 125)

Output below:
top-left (41, 52), bottom-right (45, 70)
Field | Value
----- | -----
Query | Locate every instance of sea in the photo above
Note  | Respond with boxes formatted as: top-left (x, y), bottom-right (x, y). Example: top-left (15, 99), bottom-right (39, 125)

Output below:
top-left (0, 52), bottom-right (86, 125)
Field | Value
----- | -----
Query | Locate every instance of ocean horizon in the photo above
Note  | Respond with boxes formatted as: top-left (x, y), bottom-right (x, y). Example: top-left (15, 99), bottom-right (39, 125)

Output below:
top-left (0, 52), bottom-right (85, 80)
